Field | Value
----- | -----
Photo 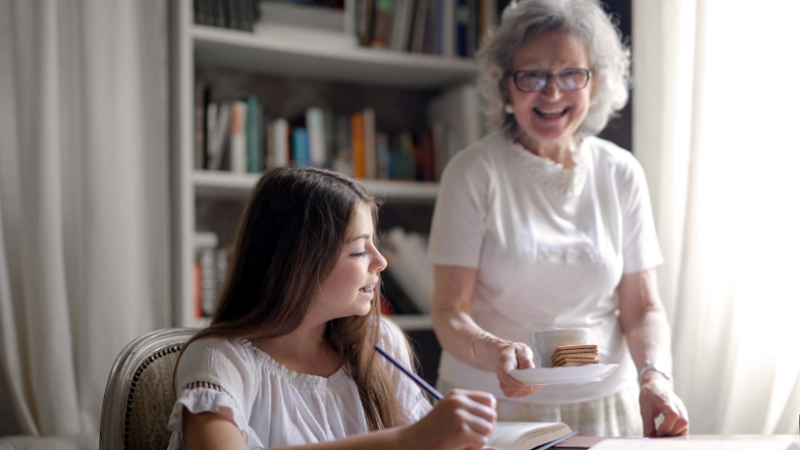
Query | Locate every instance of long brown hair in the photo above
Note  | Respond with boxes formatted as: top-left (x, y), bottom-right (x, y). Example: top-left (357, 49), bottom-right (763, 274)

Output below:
top-left (177, 167), bottom-right (406, 430)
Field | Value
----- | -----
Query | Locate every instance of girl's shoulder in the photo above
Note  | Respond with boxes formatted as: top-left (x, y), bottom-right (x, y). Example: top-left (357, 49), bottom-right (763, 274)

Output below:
top-left (179, 336), bottom-right (260, 374)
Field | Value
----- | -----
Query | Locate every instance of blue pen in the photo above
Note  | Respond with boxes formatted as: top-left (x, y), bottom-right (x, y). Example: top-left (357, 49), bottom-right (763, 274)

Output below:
top-left (374, 345), bottom-right (444, 401)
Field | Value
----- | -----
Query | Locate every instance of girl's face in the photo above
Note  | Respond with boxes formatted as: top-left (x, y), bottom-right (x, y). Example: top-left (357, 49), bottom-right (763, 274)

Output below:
top-left (311, 201), bottom-right (387, 321)
top-left (507, 30), bottom-right (594, 150)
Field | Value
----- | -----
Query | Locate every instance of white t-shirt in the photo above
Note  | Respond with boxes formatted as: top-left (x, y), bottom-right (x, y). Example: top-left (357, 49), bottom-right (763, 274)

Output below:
top-left (167, 318), bottom-right (432, 449)
top-left (428, 133), bottom-right (663, 405)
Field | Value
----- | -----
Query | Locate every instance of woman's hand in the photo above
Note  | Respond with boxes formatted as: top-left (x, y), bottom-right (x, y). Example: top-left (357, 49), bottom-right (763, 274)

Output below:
top-left (403, 389), bottom-right (497, 450)
top-left (483, 337), bottom-right (547, 398)
top-left (639, 371), bottom-right (689, 437)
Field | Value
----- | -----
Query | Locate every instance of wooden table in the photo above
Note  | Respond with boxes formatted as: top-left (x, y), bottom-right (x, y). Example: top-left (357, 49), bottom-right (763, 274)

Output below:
top-left (555, 435), bottom-right (800, 449)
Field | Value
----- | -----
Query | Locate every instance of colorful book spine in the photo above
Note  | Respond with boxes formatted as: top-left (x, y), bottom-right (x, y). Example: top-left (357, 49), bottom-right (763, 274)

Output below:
top-left (246, 95), bottom-right (261, 173)
top-left (351, 112), bottom-right (365, 177)
top-left (230, 101), bottom-right (248, 173)
top-left (363, 108), bottom-right (376, 179)
top-left (292, 127), bottom-right (310, 167)
top-left (306, 107), bottom-right (327, 167)
top-left (273, 118), bottom-right (289, 167)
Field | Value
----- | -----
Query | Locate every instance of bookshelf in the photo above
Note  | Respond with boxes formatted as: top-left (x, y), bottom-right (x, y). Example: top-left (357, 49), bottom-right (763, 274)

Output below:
top-left (170, 0), bottom-right (481, 334)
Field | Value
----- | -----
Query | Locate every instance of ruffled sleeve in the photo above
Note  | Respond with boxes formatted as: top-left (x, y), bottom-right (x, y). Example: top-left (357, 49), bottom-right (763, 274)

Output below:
top-left (379, 318), bottom-right (434, 423)
top-left (166, 338), bottom-right (263, 450)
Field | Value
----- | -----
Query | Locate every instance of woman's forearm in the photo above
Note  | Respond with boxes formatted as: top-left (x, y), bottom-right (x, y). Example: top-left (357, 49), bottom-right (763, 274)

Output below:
top-left (431, 265), bottom-right (502, 370)
top-left (617, 269), bottom-right (673, 381)
top-left (432, 305), bottom-right (491, 370)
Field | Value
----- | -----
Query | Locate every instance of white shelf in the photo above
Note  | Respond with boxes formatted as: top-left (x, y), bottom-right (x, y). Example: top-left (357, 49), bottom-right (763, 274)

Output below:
top-left (193, 25), bottom-right (479, 88)
top-left (193, 170), bottom-right (439, 201)
top-left (389, 314), bottom-right (432, 331)
top-left (186, 315), bottom-right (430, 331)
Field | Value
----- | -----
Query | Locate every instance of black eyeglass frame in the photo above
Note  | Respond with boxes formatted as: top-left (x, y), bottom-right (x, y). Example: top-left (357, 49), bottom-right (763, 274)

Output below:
top-left (508, 68), bottom-right (593, 93)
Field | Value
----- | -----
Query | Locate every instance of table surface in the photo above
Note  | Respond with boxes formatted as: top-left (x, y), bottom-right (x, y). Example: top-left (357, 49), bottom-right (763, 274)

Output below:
top-left (554, 435), bottom-right (800, 449)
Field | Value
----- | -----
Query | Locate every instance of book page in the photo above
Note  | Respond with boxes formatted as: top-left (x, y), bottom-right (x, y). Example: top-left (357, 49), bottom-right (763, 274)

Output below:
top-left (487, 422), bottom-right (572, 450)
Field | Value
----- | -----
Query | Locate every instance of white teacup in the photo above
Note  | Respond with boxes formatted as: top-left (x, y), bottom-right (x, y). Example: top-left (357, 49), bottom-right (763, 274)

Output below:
top-left (529, 328), bottom-right (593, 368)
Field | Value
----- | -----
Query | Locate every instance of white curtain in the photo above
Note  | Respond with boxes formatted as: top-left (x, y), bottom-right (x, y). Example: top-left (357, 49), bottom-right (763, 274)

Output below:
top-left (0, 0), bottom-right (170, 437)
top-left (633, 0), bottom-right (800, 434)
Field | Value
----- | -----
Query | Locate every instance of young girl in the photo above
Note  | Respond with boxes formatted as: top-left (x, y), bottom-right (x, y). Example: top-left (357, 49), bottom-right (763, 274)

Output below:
top-left (167, 167), bottom-right (497, 450)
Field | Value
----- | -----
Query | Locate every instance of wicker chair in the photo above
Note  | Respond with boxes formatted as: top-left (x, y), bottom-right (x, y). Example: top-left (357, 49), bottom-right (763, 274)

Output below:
top-left (99, 328), bottom-right (198, 450)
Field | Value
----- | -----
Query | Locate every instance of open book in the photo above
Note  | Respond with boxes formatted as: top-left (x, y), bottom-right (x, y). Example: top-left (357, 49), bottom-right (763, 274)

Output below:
top-left (486, 422), bottom-right (576, 450)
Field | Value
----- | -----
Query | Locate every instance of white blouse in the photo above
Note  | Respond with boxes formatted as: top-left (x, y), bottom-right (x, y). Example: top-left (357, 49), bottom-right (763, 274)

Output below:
top-left (428, 133), bottom-right (663, 404)
top-left (167, 318), bottom-right (432, 449)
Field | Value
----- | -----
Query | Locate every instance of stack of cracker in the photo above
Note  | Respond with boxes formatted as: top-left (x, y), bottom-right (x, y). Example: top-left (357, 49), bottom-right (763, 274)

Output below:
top-left (551, 344), bottom-right (599, 367)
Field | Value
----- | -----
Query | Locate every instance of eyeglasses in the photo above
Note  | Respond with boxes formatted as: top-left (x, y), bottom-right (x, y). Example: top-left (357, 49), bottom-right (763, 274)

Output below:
top-left (509, 68), bottom-right (592, 93)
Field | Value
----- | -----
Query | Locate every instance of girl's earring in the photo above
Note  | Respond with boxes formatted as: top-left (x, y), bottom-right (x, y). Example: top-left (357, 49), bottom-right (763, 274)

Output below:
top-left (504, 104), bottom-right (514, 114)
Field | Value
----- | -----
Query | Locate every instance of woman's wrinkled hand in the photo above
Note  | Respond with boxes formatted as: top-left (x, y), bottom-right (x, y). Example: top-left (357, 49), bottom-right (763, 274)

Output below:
top-left (487, 338), bottom-right (547, 398)
top-left (639, 372), bottom-right (689, 437)
top-left (404, 389), bottom-right (497, 450)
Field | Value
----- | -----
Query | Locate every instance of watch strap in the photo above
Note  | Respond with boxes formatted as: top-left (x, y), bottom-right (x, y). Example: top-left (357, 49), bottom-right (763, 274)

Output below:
top-left (638, 363), bottom-right (672, 384)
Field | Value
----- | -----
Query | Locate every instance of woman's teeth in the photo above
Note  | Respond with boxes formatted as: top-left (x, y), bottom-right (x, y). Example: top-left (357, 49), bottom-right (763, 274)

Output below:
top-left (360, 284), bottom-right (376, 293)
top-left (534, 107), bottom-right (569, 118)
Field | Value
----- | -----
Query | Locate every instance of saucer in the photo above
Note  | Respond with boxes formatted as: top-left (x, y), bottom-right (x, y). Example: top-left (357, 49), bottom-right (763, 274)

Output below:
top-left (509, 364), bottom-right (619, 386)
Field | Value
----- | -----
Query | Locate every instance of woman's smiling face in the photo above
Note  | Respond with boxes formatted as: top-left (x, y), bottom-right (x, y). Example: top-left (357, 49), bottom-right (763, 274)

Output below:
top-left (507, 30), bottom-right (594, 151)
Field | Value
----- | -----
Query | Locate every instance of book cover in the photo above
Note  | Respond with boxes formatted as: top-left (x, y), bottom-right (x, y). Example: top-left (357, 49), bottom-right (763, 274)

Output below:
top-left (246, 95), bottom-right (261, 173)
top-left (376, 132), bottom-right (390, 180)
top-left (272, 118), bottom-right (290, 167)
top-left (390, 0), bottom-right (416, 51)
top-left (324, 109), bottom-right (337, 167)
top-left (488, 422), bottom-right (574, 450)
top-left (351, 112), bottom-right (366, 177)
top-left (427, 82), bottom-right (481, 160)
top-left (410, 0), bottom-right (429, 53)
top-left (230, 100), bottom-right (248, 173)
top-left (431, 121), bottom-right (448, 181)
top-left (417, 128), bottom-right (436, 181)
top-left (371, 0), bottom-right (394, 48)
top-left (305, 107), bottom-right (327, 167)
top-left (292, 127), bottom-right (310, 167)
top-left (206, 101), bottom-right (232, 171)
top-left (455, 0), bottom-right (468, 57)
top-left (363, 108), bottom-right (377, 179)
top-left (442, 0), bottom-right (456, 56)
top-left (333, 114), bottom-right (353, 175)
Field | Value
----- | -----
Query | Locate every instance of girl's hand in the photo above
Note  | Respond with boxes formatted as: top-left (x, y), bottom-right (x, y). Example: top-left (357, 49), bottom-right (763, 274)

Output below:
top-left (403, 389), bottom-right (497, 450)
top-left (485, 338), bottom-right (546, 398)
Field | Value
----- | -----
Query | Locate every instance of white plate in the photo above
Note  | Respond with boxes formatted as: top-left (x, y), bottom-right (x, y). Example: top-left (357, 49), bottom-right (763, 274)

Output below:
top-left (509, 364), bottom-right (619, 386)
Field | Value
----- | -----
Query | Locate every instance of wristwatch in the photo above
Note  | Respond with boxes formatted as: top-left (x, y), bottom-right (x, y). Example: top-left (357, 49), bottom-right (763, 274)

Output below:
top-left (638, 364), bottom-right (672, 384)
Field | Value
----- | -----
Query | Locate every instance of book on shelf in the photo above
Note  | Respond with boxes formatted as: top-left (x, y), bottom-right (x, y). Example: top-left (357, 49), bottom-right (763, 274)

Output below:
top-left (194, 231), bottom-right (231, 318)
top-left (382, 227), bottom-right (433, 313)
top-left (195, 231), bottom-right (220, 318)
top-left (230, 101), bottom-right (248, 173)
top-left (305, 107), bottom-right (327, 167)
top-left (362, 108), bottom-right (376, 179)
top-left (246, 95), bottom-right (261, 173)
top-left (389, 0), bottom-right (415, 51)
top-left (292, 127), bottom-right (310, 167)
top-left (195, 0), bottom-right (258, 31)
top-left (370, 0), bottom-right (394, 48)
top-left (350, 112), bottom-right (366, 177)
top-left (194, 86), bottom-right (458, 182)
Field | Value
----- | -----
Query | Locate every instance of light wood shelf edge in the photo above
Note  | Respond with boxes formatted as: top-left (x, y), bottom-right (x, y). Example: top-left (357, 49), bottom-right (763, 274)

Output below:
top-left (192, 25), bottom-right (479, 88)
top-left (193, 170), bottom-right (439, 200)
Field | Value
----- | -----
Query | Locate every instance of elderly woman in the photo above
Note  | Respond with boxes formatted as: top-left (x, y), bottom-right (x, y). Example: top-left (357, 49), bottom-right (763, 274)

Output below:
top-left (428, 0), bottom-right (689, 437)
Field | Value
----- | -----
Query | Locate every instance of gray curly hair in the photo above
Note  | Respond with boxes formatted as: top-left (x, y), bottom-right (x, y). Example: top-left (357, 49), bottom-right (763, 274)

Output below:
top-left (477, 0), bottom-right (630, 138)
